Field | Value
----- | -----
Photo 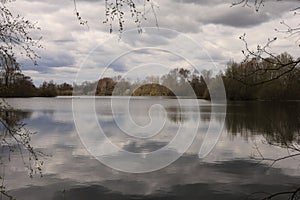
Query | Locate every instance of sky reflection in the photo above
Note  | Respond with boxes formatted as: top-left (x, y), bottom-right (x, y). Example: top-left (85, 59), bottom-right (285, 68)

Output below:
top-left (2, 98), bottom-right (300, 199)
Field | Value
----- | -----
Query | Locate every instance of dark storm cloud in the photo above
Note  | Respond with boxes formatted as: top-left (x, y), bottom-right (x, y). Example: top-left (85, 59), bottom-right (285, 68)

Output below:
top-left (20, 50), bottom-right (75, 73)
top-left (201, 7), bottom-right (271, 28)
top-left (169, 0), bottom-right (299, 28)
top-left (120, 28), bottom-right (179, 47)
top-left (109, 62), bottom-right (127, 73)
top-left (38, 52), bottom-right (75, 68)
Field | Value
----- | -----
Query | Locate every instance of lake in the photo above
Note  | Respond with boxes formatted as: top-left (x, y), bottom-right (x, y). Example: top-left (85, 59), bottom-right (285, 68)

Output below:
top-left (2, 97), bottom-right (300, 200)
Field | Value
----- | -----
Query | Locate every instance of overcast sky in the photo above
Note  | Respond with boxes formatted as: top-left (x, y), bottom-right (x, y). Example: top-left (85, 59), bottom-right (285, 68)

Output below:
top-left (7, 0), bottom-right (300, 85)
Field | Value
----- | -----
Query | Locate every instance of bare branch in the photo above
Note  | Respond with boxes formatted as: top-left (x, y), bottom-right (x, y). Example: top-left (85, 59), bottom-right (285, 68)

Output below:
top-left (231, 0), bottom-right (266, 12)
top-left (0, 1), bottom-right (41, 72)
top-left (261, 187), bottom-right (300, 200)
top-left (73, 0), bottom-right (158, 33)
top-left (230, 34), bottom-right (300, 86)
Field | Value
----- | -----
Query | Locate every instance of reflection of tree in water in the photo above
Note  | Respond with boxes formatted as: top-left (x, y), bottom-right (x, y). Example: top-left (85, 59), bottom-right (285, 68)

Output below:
top-left (166, 106), bottom-right (186, 124)
top-left (0, 100), bottom-right (44, 199)
top-left (225, 102), bottom-right (300, 144)
top-left (199, 104), bottom-right (211, 122)
top-left (166, 103), bottom-right (213, 124)
top-left (225, 102), bottom-right (300, 199)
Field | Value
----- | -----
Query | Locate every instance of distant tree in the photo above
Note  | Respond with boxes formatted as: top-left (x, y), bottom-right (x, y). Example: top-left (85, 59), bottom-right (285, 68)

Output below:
top-left (190, 74), bottom-right (209, 99)
top-left (38, 81), bottom-right (57, 97)
top-left (113, 78), bottom-right (131, 95)
top-left (144, 76), bottom-right (160, 84)
top-left (132, 83), bottom-right (175, 96)
top-left (160, 68), bottom-right (211, 98)
top-left (57, 83), bottom-right (73, 96)
top-left (160, 68), bottom-right (191, 96)
top-left (9, 73), bottom-right (37, 97)
top-left (0, 69), bottom-right (37, 97)
top-left (96, 77), bottom-right (116, 96)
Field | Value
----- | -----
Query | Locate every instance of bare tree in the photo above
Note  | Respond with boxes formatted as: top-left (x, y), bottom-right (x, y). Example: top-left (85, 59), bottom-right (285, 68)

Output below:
top-left (0, 0), bottom-right (43, 198)
top-left (247, 187), bottom-right (300, 199)
top-left (231, 0), bottom-right (300, 85)
top-left (0, 0), bottom-right (41, 86)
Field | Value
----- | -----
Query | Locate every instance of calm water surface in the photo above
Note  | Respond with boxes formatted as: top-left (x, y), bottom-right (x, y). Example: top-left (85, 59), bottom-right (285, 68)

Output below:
top-left (2, 97), bottom-right (300, 200)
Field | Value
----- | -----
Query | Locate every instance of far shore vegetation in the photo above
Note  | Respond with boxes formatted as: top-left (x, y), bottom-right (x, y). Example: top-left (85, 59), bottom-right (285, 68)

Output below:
top-left (1, 52), bottom-right (299, 100)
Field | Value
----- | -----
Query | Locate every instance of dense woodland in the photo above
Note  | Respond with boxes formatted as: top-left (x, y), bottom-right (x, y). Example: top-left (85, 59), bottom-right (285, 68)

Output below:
top-left (0, 52), bottom-right (299, 100)
top-left (223, 52), bottom-right (300, 100)
top-left (0, 72), bottom-right (73, 97)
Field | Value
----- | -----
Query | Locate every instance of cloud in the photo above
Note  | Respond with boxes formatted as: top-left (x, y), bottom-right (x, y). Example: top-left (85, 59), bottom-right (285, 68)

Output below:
top-left (20, 49), bottom-right (75, 74)
top-left (199, 6), bottom-right (272, 27)
top-left (6, 0), bottom-right (300, 85)
top-left (173, 0), bottom-right (229, 6)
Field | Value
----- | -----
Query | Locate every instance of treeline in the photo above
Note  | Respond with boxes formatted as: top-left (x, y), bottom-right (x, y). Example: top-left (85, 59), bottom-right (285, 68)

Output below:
top-left (1, 52), bottom-right (299, 100)
top-left (0, 70), bottom-right (73, 97)
top-left (223, 52), bottom-right (300, 100)
top-left (73, 68), bottom-right (210, 98)
top-left (72, 53), bottom-right (300, 100)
